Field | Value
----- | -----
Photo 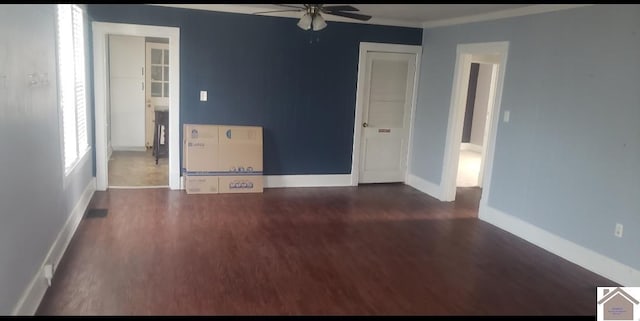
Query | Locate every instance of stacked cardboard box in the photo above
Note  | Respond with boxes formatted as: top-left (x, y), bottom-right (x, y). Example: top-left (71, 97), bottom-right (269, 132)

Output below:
top-left (183, 124), bottom-right (263, 194)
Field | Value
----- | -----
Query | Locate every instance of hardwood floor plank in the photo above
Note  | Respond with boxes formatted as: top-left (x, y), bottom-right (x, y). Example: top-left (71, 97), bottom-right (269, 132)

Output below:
top-left (36, 184), bottom-right (616, 315)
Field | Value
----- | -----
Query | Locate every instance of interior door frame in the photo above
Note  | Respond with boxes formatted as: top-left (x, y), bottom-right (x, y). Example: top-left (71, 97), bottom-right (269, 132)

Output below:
top-left (350, 42), bottom-right (422, 186)
top-left (93, 22), bottom-right (180, 191)
top-left (441, 41), bottom-right (509, 202)
top-left (145, 41), bottom-right (170, 149)
top-left (474, 59), bottom-right (500, 187)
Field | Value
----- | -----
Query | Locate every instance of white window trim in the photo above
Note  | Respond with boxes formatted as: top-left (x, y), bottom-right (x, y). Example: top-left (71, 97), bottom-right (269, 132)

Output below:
top-left (56, 4), bottom-right (89, 179)
top-left (64, 146), bottom-right (92, 184)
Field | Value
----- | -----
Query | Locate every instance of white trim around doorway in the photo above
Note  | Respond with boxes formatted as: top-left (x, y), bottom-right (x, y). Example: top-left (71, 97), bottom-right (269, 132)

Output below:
top-left (92, 22), bottom-right (180, 191)
top-left (440, 41), bottom-right (509, 203)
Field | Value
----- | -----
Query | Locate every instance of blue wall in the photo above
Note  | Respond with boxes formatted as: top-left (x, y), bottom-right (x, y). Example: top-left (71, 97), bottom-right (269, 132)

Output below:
top-left (411, 5), bottom-right (640, 271)
top-left (87, 4), bottom-right (422, 175)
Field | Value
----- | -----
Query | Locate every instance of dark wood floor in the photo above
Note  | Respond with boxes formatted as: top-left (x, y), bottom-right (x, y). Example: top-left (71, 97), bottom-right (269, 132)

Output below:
top-left (36, 184), bottom-right (616, 315)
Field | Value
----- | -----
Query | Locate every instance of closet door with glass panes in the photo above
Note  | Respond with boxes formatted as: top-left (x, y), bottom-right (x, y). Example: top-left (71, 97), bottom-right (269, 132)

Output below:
top-left (145, 41), bottom-right (170, 148)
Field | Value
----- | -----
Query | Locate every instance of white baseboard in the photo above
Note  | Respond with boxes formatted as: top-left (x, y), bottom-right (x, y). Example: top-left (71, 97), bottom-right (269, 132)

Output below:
top-left (406, 174), bottom-right (444, 201)
top-left (109, 185), bottom-right (169, 189)
top-left (178, 174), bottom-right (353, 190)
top-left (12, 177), bottom-right (96, 315)
top-left (111, 146), bottom-right (147, 152)
top-left (264, 174), bottom-right (352, 188)
top-left (479, 203), bottom-right (640, 286)
top-left (461, 143), bottom-right (482, 153)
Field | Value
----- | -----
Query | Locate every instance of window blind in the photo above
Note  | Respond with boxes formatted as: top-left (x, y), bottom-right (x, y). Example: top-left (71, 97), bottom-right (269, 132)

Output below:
top-left (57, 4), bottom-right (88, 171)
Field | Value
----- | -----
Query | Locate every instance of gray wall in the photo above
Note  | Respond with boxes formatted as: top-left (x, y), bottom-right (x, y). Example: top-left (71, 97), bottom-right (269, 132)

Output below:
top-left (411, 4), bottom-right (640, 270)
top-left (0, 5), bottom-right (94, 313)
top-left (469, 63), bottom-right (492, 146)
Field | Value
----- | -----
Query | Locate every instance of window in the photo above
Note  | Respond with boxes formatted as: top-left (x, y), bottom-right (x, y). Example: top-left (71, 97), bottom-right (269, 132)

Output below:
top-left (56, 4), bottom-right (88, 173)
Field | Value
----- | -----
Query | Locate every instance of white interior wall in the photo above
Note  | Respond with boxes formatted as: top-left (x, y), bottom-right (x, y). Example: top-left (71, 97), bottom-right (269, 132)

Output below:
top-left (0, 5), bottom-right (95, 314)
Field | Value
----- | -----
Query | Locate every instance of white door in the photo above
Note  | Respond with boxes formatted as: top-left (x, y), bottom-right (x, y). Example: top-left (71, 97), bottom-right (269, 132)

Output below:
top-left (358, 52), bottom-right (416, 183)
top-left (109, 35), bottom-right (145, 150)
top-left (145, 42), bottom-right (170, 148)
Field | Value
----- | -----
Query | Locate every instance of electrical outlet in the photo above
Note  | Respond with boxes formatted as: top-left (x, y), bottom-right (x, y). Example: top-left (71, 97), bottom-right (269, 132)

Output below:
top-left (503, 110), bottom-right (510, 123)
top-left (43, 264), bottom-right (53, 287)
top-left (614, 223), bottom-right (623, 238)
top-left (200, 90), bottom-right (207, 102)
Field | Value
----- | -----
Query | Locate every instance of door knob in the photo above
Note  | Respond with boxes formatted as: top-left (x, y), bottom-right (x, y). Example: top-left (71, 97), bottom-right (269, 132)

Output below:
top-left (363, 122), bottom-right (368, 128)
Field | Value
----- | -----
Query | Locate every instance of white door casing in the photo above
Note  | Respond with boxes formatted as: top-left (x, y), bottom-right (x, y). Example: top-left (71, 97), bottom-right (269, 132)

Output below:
top-left (145, 42), bottom-right (170, 148)
top-left (465, 54), bottom-right (500, 188)
top-left (351, 42), bottom-right (421, 186)
top-left (477, 63), bottom-right (499, 187)
top-left (93, 22), bottom-right (180, 191)
top-left (109, 35), bottom-right (146, 151)
top-left (441, 41), bottom-right (509, 202)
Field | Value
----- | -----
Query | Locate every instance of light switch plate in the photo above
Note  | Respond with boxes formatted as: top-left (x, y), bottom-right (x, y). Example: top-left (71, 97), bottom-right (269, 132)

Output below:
top-left (200, 91), bottom-right (207, 102)
top-left (504, 110), bottom-right (510, 122)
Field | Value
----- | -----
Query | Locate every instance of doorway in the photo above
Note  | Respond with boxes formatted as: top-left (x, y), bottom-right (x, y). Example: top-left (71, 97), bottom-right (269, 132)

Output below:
top-left (106, 34), bottom-right (170, 187)
top-left (351, 42), bottom-right (421, 186)
top-left (93, 22), bottom-right (180, 191)
top-left (441, 42), bottom-right (509, 204)
top-left (456, 59), bottom-right (498, 189)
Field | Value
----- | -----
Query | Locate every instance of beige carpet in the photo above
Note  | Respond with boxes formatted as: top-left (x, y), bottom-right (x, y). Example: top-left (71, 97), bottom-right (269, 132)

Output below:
top-left (108, 150), bottom-right (168, 187)
top-left (456, 149), bottom-right (481, 187)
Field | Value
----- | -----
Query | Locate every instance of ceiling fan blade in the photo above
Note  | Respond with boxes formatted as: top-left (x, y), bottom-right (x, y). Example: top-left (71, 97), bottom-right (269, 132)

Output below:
top-left (325, 11), bottom-right (372, 21)
top-left (321, 5), bottom-right (359, 12)
top-left (252, 9), bottom-right (303, 15)
top-left (274, 4), bottom-right (305, 10)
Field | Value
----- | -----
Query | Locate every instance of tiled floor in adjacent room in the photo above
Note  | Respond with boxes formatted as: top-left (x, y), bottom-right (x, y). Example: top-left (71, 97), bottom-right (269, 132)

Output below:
top-left (108, 150), bottom-right (168, 187)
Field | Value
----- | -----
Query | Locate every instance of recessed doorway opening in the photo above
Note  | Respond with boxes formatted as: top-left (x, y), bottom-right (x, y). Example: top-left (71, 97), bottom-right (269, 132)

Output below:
top-left (92, 22), bottom-right (180, 191)
top-left (441, 42), bottom-right (509, 210)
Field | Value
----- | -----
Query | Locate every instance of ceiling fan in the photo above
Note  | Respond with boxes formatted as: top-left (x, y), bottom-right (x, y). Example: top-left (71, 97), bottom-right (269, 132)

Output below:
top-left (253, 4), bottom-right (372, 31)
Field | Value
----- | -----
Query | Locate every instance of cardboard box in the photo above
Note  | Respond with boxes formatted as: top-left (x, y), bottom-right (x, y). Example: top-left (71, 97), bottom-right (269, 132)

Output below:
top-left (184, 124), bottom-right (219, 172)
top-left (218, 144), bottom-right (263, 173)
top-left (185, 175), bottom-right (219, 194)
top-left (218, 175), bottom-right (263, 193)
top-left (183, 124), bottom-right (263, 194)
top-left (218, 126), bottom-right (263, 174)
top-left (182, 125), bottom-right (187, 174)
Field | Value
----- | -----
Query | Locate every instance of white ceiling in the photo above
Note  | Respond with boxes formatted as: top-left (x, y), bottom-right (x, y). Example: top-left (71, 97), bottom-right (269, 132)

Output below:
top-left (344, 4), bottom-right (530, 23)
top-left (152, 4), bottom-right (591, 28)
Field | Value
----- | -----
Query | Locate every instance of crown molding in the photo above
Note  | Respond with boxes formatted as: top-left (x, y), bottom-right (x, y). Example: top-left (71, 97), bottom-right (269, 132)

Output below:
top-left (422, 4), bottom-right (593, 29)
top-left (149, 4), bottom-right (593, 30)
top-left (149, 4), bottom-right (423, 28)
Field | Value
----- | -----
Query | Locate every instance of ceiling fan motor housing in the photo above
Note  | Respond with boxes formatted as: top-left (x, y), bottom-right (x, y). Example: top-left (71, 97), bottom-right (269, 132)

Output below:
top-left (254, 4), bottom-right (372, 31)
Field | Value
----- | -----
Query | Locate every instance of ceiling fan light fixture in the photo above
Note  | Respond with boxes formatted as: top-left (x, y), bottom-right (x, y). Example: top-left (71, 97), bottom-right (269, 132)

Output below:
top-left (312, 14), bottom-right (327, 31)
top-left (254, 4), bottom-right (371, 31)
top-left (297, 13), bottom-right (312, 30)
